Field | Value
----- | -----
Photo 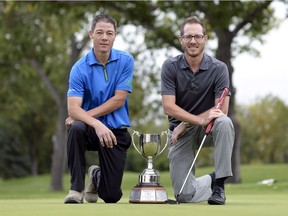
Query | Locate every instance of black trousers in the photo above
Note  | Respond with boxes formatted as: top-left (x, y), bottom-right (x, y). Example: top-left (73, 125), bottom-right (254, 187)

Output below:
top-left (67, 120), bottom-right (131, 203)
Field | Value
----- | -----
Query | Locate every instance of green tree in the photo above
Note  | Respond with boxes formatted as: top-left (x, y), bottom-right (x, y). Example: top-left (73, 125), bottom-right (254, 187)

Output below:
top-left (0, 119), bottom-right (30, 179)
top-left (238, 95), bottom-right (288, 164)
top-left (0, 2), bottom-right (93, 189)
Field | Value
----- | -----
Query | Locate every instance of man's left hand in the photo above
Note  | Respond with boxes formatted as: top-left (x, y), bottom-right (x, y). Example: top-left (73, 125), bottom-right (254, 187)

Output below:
top-left (171, 123), bottom-right (186, 144)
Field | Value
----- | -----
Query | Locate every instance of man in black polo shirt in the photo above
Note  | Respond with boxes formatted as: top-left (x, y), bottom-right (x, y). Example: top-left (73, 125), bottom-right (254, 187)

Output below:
top-left (161, 16), bottom-right (235, 205)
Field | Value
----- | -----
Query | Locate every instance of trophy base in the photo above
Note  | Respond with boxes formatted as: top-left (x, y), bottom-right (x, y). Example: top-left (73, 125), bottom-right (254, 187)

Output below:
top-left (129, 184), bottom-right (168, 204)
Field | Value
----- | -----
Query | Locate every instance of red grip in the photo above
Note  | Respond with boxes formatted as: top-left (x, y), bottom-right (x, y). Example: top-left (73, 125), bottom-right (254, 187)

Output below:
top-left (205, 88), bottom-right (229, 134)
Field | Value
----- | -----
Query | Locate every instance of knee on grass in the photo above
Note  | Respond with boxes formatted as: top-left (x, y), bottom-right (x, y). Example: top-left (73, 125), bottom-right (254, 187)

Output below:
top-left (101, 193), bottom-right (122, 203)
top-left (176, 193), bottom-right (194, 203)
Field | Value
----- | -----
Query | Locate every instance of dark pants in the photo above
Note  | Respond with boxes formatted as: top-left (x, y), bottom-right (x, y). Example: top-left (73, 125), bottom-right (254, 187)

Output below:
top-left (67, 120), bottom-right (131, 203)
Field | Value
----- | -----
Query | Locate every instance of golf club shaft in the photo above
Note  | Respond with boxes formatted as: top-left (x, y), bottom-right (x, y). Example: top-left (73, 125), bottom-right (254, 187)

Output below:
top-left (178, 134), bottom-right (207, 197)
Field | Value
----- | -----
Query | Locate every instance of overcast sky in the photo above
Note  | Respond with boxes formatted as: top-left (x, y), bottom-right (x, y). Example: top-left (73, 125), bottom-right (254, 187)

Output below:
top-left (233, 2), bottom-right (288, 105)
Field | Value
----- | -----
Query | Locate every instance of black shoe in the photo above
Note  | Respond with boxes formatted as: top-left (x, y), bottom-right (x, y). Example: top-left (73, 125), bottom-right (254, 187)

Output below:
top-left (208, 186), bottom-right (226, 205)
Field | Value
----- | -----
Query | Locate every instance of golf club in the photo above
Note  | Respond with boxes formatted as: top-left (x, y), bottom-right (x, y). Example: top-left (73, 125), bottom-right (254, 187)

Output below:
top-left (166, 87), bottom-right (229, 204)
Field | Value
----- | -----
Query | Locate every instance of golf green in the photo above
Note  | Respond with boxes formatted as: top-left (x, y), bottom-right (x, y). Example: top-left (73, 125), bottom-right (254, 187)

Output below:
top-left (1, 194), bottom-right (288, 216)
top-left (1, 164), bottom-right (288, 216)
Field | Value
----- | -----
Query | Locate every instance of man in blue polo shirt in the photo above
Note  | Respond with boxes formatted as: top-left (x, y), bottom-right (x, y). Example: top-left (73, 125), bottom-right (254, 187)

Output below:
top-left (161, 16), bottom-right (234, 205)
top-left (64, 14), bottom-right (134, 204)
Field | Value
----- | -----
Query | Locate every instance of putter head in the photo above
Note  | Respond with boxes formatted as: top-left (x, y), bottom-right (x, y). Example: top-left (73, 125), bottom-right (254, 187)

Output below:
top-left (164, 194), bottom-right (181, 204)
top-left (165, 194), bottom-right (180, 204)
top-left (176, 194), bottom-right (180, 204)
top-left (165, 199), bottom-right (179, 204)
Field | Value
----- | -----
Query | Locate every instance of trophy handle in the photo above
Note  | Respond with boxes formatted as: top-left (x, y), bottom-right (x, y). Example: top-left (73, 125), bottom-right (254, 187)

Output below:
top-left (131, 130), bottom-right (142, 155)
top-left (158, 130), bottom-right (168, 155)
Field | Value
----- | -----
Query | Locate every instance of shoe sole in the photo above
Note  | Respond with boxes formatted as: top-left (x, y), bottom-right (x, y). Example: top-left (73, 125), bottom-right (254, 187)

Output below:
top-left (208, 198), bottom-right (225, 205)
top-left (84, 192), bottom-right (98, 203)
top-left (64, 198), bottom-right (83, 204)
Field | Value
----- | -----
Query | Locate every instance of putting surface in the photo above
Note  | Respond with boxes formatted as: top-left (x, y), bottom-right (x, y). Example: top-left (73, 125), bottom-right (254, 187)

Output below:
top-left (1, 164), bottom-right (288, 216)
top-left (1, 194), bottom-right (288, 216)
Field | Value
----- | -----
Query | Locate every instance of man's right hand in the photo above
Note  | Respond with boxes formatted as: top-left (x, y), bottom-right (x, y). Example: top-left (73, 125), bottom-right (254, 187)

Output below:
top-left (92, 120), bottom-right (117, 148)
top-left (202, 108), bottom-right (225, 127)
top-left (65, 116), bottom-right (75, 128)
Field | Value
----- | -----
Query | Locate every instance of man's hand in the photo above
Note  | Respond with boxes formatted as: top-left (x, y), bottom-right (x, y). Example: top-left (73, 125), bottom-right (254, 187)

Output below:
top-left (65, 116), bottom-right (75, 128)
top-left (202, 108), bottom-right (225, 127)
top-left (93, 121), bottom-right (117, 148)
top-left (171, 122), bottom-right (186, 144)
top-left (171, 108), bottom-right (225, 144)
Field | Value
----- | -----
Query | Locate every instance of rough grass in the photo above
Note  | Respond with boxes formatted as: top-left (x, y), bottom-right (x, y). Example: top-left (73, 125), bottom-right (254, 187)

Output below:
top-left (1, 164), bottom-right (288, 216)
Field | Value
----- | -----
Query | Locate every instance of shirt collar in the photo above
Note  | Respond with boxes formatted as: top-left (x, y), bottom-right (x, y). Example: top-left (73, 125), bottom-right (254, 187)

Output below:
top-left (87, 48), bottom-right (119, 65)
top-left (180, 53), bottom-right (209, 71)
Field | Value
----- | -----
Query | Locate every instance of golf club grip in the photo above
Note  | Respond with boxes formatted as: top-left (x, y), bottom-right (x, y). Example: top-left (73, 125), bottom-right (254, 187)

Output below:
top-left (205, 87), bottom-right (229, 134)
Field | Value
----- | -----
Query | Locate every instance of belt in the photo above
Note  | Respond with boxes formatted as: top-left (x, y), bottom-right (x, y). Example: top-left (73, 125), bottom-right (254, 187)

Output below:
top-left (169, 125), bottom-right (175, 131)
top-left (109, 126), bottom-right (128, 130)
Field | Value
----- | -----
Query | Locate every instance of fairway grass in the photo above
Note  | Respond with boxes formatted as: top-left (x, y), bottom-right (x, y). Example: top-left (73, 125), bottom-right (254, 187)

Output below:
top-left (1, 164), bottom-right (288, 216)
top-left (1, 194), bottom-right (288, 216)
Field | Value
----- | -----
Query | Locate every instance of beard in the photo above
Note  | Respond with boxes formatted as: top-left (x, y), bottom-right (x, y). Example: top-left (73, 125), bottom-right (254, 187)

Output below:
top-left (183, 44), bottom-right (204, 58)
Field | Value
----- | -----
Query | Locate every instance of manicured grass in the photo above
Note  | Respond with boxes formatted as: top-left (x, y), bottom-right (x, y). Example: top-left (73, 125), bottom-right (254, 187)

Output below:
top-left (1, 164), bottom-right (288, 216)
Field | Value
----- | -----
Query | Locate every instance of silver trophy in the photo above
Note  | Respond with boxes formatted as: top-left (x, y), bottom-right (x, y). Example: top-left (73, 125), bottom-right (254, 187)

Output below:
top-left (129, 130), bottom-right (168, 203)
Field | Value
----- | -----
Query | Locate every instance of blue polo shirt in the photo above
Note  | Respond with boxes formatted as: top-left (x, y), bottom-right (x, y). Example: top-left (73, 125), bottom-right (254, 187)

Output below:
top-left (67, 48), bottom-right (134, 128)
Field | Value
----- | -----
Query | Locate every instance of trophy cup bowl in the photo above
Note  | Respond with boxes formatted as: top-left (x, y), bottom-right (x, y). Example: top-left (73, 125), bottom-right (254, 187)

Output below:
top-left (140, 134), bottom-right (159, 158)
top-left (129, 131), bottom-right (168, 204)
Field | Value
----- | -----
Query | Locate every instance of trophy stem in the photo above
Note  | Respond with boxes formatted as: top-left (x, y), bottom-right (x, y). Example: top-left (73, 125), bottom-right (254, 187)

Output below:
top-left (147, 156), bottom-right (153, 169)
